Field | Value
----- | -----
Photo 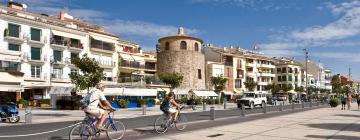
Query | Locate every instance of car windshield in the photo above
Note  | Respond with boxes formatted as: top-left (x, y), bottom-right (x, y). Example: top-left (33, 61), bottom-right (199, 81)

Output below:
top-left (244, 93), bottom-right (255, 98)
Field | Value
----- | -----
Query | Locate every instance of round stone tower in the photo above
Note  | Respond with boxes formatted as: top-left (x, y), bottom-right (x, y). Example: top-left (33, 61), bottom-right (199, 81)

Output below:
top-left (157, 27), bottom-right (205, 89)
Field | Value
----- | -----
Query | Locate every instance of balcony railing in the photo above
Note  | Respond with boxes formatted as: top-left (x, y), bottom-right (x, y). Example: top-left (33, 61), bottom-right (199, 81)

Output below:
top-left (0, 66), bottom-right (21, 72)
top-left (51, 39), bottom-right (68, 46)
top-left (4, 29), bottom-right (26, 42)
top-left (119, 61), bottom-right (144, 69)
top-left (98, 60), bottom-right (116, 67)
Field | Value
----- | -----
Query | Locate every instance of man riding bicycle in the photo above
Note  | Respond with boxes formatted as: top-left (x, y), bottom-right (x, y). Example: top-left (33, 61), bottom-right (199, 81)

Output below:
top-left (161, 92), bottom-right (181, 122)
top-left (84, 83), bottom-right (115, 131)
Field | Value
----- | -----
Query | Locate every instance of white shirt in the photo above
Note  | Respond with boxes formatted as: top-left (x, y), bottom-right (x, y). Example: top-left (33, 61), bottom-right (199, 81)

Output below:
top-left (87, 88), bottom-right (107, 110)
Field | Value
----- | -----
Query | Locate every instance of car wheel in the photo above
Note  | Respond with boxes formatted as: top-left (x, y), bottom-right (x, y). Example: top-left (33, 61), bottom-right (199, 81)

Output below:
top-left (250, 102), bottom-right (254, 109)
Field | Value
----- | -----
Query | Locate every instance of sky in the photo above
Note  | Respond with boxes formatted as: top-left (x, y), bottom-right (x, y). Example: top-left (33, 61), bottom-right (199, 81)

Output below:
top-left (5, 0), bottom-right (360, 80)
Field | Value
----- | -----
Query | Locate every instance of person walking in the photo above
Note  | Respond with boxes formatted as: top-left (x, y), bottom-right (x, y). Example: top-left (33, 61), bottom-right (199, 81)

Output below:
top-left (357, 95), bottom-right (360, 109)
top-left (347, 93), bottom-right (352, 110)
top-left (340, 94), bottom-right (346, 110)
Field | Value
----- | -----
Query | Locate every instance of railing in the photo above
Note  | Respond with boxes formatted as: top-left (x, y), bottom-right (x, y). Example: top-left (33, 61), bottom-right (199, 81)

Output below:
top-left (4, 29), bottom-right (25, 40)
top-left (91, 45), bottom-right (113, 51)
top-left (98, 60), bottom-right (116, 67)
top-left (51, 39), bottom-right (68, 46)
top-left (0, 66), bottom-right (21, 71)
top-left (119, 61), bottom-right (144, 69)
top-left (225, 62), bottom-right (233, 66)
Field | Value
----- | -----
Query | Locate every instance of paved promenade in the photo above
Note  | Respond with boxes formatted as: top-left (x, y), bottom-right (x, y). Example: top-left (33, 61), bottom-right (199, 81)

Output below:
top-left (148, 103), bottom-right (360, 140)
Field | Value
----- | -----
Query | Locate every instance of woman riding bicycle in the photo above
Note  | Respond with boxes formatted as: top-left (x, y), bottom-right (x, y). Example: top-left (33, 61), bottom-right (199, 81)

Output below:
top-left (161, 92), bottom-right (181, 122)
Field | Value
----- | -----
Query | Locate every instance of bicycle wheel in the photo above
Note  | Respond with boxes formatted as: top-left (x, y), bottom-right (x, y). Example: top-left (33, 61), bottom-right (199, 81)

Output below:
top-left (106, 121), bottom-right (126, 140)
top-left (69, 123), bottom-right (93, 140)
top-left (175, 114), bottom-right (187, 131)
top-left (154, 115), bottom-right (169, 134)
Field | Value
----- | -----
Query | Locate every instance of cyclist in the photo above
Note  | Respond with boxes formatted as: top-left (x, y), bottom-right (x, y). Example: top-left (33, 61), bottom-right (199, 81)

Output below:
top-left (161, 92), bottom-right (181, 123)
top-left (84, 83), bottom-right (115, 131)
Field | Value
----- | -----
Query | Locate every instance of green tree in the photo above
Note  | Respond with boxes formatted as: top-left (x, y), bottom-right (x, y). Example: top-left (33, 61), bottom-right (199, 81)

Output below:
top-left (295, 86), bottom-right (304, 93)
top-left (69, 54), bottom-right (104, 92)
top-left (331, 75), bottom-right (343, 94)
top-left (264, 83), bottom-right (280, 95)
top-left (210, 75), bottom-right (228, 102)
top-left (281, 84), bottom-right (293, 93)
top-left (244, 79), bottom-right (257, 91)
top-left (158, 72), bottom-right (183, 92)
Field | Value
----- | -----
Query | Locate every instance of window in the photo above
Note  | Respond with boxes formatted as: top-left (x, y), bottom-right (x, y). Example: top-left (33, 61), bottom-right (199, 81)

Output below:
top-left (8, 23), bottom-right (20, 37)
top-left (235, 79), bottom-right (242, 88)
top-left (257, 85), bottom-right (261, 91)
top-left (282, 67), bottom-right (287, 73)
top-left (0, 61), bottom-right (20, 71)
top-left (53, 50), bottom-right (62, 62)
top-left (198, 69), bottom-right (202, 79)
top-left (8, 44), bottom-right (20, 51)
top-left (52, 68), bottom-right (63, 79)
top-left (226, 67), bottom-right (230, 77)
top-left (31, 47), bottom-right (41, 60)
top-left (180, 41), bottom-right (187, 50)
top-left (277, 68), bottom-right (281, 73)
top-left (288, 76), bottom-right (293, 81)
top-left (31, 65), bottom-right (41, 78)
top-left (70, 38), bottom-right (80, 48)
top-left (282, 76), bottom-right (286, 81)
top-left (277, 76), bottom-right (282, 82)
top-left (295, 76), bottom-right (298, 82)
top-left (91, 38), bottom-right (114, 51)
top-left (194, 43), bottom-right (199, 51)
top-left (165, 42), bottom-right (170, 50)
top-left (30, 28), bottom-right (41, 41)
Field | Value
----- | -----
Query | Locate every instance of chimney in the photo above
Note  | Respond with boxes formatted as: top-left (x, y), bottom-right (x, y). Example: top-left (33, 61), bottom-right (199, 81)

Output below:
top-left (178, 27), bottom-right (185, 35)
top-left (8, 1), bottom-right (24, 11)
top-left (59, 11), bottom-right (65, 20)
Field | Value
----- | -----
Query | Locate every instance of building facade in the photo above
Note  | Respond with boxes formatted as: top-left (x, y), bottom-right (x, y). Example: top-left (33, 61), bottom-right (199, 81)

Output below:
top-left (157, 27), bottom-right (205, 89)
top-left (273, 57), bottom-right (303, 93)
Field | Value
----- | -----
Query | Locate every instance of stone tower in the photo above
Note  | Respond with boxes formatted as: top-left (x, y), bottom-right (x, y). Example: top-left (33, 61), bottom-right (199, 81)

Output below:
top-left (157, 27), bottom-right (205, 89)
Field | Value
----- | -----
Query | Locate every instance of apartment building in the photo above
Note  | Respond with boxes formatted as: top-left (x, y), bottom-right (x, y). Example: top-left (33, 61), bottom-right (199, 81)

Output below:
top-left (301, 60), bottom-right (332, 90)
top-left (204, 46), bottom-right (275, 99)
top-left (273, 57), bottom-right (303, 94)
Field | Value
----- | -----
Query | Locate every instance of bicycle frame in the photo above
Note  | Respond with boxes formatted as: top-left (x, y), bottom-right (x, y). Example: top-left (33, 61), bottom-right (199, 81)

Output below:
top-left (84, 111), bottom-right (118, 134)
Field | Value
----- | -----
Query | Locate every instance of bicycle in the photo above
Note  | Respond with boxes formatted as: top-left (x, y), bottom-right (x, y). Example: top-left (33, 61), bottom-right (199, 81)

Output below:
top-left (154, 106), bottom-right (187, 134)
top-left (69, 109), bottom-right (125, 140)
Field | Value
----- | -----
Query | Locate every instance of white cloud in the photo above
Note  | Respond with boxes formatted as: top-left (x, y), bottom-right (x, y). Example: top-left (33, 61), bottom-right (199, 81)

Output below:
top-left (314, 52), bottom-right (360, 62)
top-left (188, 0), bottom-right (288, 11)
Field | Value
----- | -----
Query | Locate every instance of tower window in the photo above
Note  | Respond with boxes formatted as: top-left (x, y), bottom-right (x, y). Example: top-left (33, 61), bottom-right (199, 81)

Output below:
top-left (165, 42), bottom-right (170, 50)
top-left (180, 41), bottom-right (187, 50)
top-left (198, 69), bottom-right (202, 79)
top-left (194, 43), bottom-right (199, 51)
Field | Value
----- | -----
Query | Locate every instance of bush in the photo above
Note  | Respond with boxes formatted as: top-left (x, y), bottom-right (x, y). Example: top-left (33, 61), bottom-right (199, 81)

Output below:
top-left (73, 100), bottom-right (81, 107)
top-left (329, 98), bottom-right (340, 107)
top-left (118, 99), bottom-right (130, 108)
top-left (215, 99), bottom-right (219, 104)
top-left (17, 99), bottom-right (28, 107)
top-left (39, 99), bottom-right (50, 104)
top-left (181, 98), bottom-right (188, 105)
top-left (138, 99), bottom-right (148, 106)
top-left (151, 99), bottom-right (156, 105)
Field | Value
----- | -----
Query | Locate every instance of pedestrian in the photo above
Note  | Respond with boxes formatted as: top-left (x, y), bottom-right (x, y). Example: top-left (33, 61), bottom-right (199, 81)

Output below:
top-left (357, 95), bottom-right (360, 109)
top-left (347, 94), bottom-right (352, 110)
top-left (340, 94), bottom-right (346, 110)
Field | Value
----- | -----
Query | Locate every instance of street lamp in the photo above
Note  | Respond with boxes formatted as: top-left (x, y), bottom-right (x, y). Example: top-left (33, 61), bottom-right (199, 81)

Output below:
top-left (303, 49), bottom-right (309, 100)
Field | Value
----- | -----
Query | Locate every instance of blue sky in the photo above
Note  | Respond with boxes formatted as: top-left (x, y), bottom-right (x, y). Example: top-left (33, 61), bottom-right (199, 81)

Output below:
top-left (8, 0), bottom-right (360, 80)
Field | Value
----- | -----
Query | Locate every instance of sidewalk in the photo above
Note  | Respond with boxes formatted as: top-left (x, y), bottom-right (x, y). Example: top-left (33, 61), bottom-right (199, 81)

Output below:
top-left (1, 103), bottom-right (237, 125)
top-left (148, 103), bottom-right (360, 140)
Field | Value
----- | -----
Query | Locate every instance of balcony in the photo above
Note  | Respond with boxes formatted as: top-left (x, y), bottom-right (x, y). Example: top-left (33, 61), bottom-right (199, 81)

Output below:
top-left (50, 39), bottom-right (68, 50)
top-left (4, 29), bottom-right (26, 43)
top-left (259, 64), bottom-right (275, 68)
top-left (69, 43), bottom-right (84, 52)
top-left (28, 36), bottom-right (46, 47)
top-left (25, 75), bottom-right (46, 82)
top-left (52, 58), bottom-right (66, 67)
top-left (259, 73), bottom-right (275, 77)
top-left (119, 61), bottom-right (145, 70)
top-left (27, 55), bottom-right (46, 64)
top-left (98, 60), bottom-right (116, 69)
top-left (246, 63), bottom-right (254, 67)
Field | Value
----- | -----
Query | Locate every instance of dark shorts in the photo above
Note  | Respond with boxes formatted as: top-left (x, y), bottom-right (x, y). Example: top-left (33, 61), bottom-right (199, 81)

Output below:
top-left (357, 100), bottom-right (360, 104)
top-left (341, 101), bottom-right (346, 105)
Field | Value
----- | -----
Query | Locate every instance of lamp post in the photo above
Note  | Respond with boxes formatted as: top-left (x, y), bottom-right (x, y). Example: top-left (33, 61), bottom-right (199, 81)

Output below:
top-left (303, 49), bottom-right (309, 100)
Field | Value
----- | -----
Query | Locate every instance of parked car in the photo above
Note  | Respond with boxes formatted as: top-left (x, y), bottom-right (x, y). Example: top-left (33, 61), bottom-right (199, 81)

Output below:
top-left (0, 102), bottom-right (20, 123)
top-left (237, 91), bottom-right (267, 109)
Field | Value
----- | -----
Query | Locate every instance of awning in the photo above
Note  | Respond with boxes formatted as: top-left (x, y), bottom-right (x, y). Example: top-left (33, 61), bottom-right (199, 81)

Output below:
top-left (224, 91), bottom-right (233, 95)
top-left (51, 30), bottom-right (84, 40)
top-left (173, 88), bottom-right (190, 95)
top-left (0, 84), bottom-right (23, 92)
top-left (123, 88), bottom-right (157, 96)
top-left (49, 86), bottom-right (74, 96)
top-left (103, 88), bottom-right (125, 96)
top-left (90, 34), bottom-right (117, 44)
top-left (0, 51), bottom-right (21, 62)
top-left (131, 55), bottom-right (145, 62)
top-left (192, 90), bottom-right (218, 97)
top-left (119, 53), bottom-right (133, 61)
top-left (0, 72), bottom-right (23, 83)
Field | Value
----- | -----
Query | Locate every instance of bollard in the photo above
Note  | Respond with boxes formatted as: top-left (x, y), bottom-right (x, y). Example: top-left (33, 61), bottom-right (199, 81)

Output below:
top-left (25, 107), bottom-right (32, 124)
top-left (142, 106), bottom-right (146, 115)
top-left (310, 101), bottom-right (312, 108)
top-left (223, 98), bottom-right (227, 109)
top-left (302, 101), bottom-right (304, 108)
top-left (241, 104), bottom-right (245, 117)
top-left (279, 103), bottom-right (283, 111)
top-left (292, 102), bottom-right (295, 110)
top-left (210, 107), bottom-right (215, 120)
top-left (262, 102), bottom-right (267, 113)
top-left (203, 102), bottom-right (206, 111)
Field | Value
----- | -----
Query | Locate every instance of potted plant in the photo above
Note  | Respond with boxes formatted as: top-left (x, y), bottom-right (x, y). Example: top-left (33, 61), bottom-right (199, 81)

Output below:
top-left (138, 99), bottom-right (148, 107)
top-left (17, 99), bottom-right (27, 109)
top-left (118, 99), bottom-right (130, 108)
top-left (39, 99), bottom-right (51, 108)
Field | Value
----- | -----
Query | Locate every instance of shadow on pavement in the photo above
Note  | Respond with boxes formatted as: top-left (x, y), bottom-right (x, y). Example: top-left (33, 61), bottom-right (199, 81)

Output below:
top-left (48, 136), bottom-right (67, 140)
top-left (133, 128), bottom-right (156, 134)
top-left (305, 135), bottom-right (360, 140)
top-left (335, 114), bottom-right (360, 118)
top-left (305, 123), bottom-right (360, 132)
